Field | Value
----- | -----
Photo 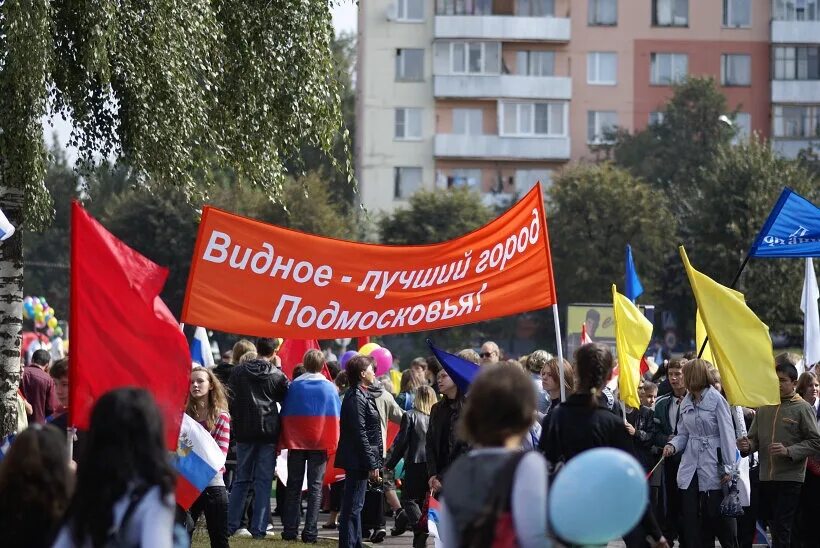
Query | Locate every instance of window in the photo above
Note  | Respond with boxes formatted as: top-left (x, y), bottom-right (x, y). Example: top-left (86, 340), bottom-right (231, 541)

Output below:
top-left (649, 111), bottom-right (665, 125)
top-left (589, 0), bottom-right (617, 24)
top-left (721, 54), bottom-right (751, 86)
top-left (774, 0), bottom-right (820, 21)
top-left (397, 0), bottom-right (424, 21)
top-left (653, 0), bottom-right (688, 26)
top-left (453, 109), bottom-right (483, 134)
top-left (396, 49), bottom-right (424, 81)
top-left (516, 0), bottom-right (555, 16)
top-left (587, 52), bottom-right (617, 85)
top-left (773, 105), bottom-right (820, 138)
top-left (500, 102), bottom-right (566, 136)
top-left (395, 108), bottom-right (422, 139)
top-left (394, 167), bottom-right (423, 199)
top-left (587, 111), bottom-right (618, 143)
top-left (774, 46), bottom-right (820, 80)
top-left (516, 51), bottom-right (555, 76)
top-left (447, 169), bottom-right (482, 189)
top-left (723, 0), bottom-right (750, 27)
top-left (732, 112), bottom-right (751, 144)
top-left (436, 0), bottom-right (491, 15)
top-left (446, 42), bottom-right (500, 75)
top-left (650, 53), bottom-right (688, 85)
top-left (515, 169), bottom-right (553, 194)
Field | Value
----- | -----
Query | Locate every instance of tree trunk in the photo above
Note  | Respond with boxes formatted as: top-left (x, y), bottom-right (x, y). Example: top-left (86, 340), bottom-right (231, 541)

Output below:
top-left (0, 187), bottom-right (24, 437)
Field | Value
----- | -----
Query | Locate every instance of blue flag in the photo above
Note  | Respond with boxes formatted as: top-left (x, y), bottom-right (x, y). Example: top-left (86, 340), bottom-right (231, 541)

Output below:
top-left (625, 244), bottom-right (644, 302)
top-left (749, 188), bottom-right (820, 258)
top-left (426, 339), bottom-right (479, 394)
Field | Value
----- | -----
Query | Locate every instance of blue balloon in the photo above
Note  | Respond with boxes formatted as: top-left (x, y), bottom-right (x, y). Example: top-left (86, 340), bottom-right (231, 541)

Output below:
top-left (549, 448), bottom-right (648, 545)
top-left (340, 350), bottom-right (358, 368)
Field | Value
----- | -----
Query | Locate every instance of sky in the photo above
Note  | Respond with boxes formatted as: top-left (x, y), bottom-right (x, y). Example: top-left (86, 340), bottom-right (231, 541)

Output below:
top-left (45, 3), bottom-right (358, 161)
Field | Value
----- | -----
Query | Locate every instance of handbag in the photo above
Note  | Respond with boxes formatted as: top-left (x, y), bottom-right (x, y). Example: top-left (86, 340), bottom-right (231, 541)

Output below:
top-left (719, 479), bottom-right (744, 518)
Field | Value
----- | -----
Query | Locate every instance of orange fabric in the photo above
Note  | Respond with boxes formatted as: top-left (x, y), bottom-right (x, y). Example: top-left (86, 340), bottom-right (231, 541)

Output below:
top-left (182, 184), bottom-right (556, 339)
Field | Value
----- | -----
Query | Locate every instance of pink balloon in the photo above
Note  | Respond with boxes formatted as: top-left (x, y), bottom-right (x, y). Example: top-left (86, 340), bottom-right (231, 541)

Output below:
top-left (371, 347), bottom-right (393, 376)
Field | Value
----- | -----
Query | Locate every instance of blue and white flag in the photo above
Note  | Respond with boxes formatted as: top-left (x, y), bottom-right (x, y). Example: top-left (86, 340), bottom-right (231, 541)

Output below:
top-left (190, 327), bottom-right (215, 367)
top-left (427, 339), bottom-right (479, 395)
top-left (749, 188), bottom-right (820, 258)
top-left (0, 207), bottom-right (15, 242)
top-left (625, 244), bottom-right (644, 302)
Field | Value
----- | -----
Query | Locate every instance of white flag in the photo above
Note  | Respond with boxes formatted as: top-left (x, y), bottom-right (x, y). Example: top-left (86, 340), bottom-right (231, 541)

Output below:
top-left (802, 258), bottom-right (820, 371)
top-left (0, 207), bottom-right (15, 242)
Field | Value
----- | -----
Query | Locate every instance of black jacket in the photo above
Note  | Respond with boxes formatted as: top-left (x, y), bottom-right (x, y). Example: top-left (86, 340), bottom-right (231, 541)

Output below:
top-left (387, 409), bottom-right (429, 469)
top-left (335, 385), bottom-right (383, 472)
top-left (213, 361), bottom-right (235, 393)
top-left (625, 405), bottom-right (656, 471)
top-left (426, 396), bottom-right (469, 479)
top-left (227, 359), bottom-right (289, 443)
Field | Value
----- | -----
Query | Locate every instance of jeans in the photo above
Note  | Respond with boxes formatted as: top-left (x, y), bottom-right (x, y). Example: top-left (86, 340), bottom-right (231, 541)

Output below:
top-left (189, 486), bottom-right (229, 548)
top-left (283, 449), bottom-right (328, 542)
top-left (227, 442), bottom-right (276, 537)
top-left (338, 470), bottom-right (368, 548)
top-left (760, 480), bottom-right (802, 548)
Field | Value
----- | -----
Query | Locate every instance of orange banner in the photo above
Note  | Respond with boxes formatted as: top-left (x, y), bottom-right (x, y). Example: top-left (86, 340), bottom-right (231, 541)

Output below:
top-left (182, 184), bottom-right (556, 339)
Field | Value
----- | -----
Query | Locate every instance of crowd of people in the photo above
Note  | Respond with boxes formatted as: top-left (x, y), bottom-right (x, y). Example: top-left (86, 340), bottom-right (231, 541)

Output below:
top-left (2, 335), bottom-right (820, 548)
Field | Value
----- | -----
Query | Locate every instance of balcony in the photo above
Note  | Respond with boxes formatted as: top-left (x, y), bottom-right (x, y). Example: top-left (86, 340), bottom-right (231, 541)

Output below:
top-left (434, 74), bottom-right (571, 100)
top-left (772, 20), bottom-right (820, 44)
top-left (434, 133), bottom-right (570, 160)
top-left (434, 15), bottom-right (571, 42)
top-left (772, 138), bottom-right (820, 159)
top-left (771, 80), bottom-right (820, 103)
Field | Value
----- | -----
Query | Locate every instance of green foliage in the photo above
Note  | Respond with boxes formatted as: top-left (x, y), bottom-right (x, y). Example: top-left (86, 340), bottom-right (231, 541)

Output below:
top-left (379, 188), bottom-right (493, 245)
top-left (1, 0), bottom-right (350, 229)
top-left (547, 163), bottom-right (674, 308)
top-left (689, 137), bottom-right (817, 333)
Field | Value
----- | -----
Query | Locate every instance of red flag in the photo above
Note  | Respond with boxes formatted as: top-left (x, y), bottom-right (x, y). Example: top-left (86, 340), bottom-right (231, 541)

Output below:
top-left (278, 339), bottom-right (321, 380)
top-left (580, 323), bottom-right (593, 345)
top-left (69, 202), bottom-right (190, 449)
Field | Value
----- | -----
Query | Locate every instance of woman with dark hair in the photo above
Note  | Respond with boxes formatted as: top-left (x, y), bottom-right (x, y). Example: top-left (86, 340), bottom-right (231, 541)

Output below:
top-left (542, 343), bottom-right (668, 548)
top-left (335, 355), bottom-right (383, 548)
top-left (53, 388), bottom-right (177, 547)
top-left (0, 424), bottom-right (73, 548)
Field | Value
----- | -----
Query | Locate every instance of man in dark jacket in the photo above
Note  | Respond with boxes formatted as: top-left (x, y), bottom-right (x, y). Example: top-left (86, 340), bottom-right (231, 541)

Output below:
top-left (226, 357), bottom-right (289, 539)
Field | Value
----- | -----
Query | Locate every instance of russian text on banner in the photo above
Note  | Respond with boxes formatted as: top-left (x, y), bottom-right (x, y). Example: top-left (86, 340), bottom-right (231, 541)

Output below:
top-left (680, 247), bottom-right (779, 407)
top-left (182, 184), bottom-right (556, 339)
top-left (749, 187), bottom-right (820, 258)
top-left (69, 202), bottom-right (191, 449)
top-left (175, 414), bottom-right (227, 510)
top-left (612, 285), bottom-right (652, 410)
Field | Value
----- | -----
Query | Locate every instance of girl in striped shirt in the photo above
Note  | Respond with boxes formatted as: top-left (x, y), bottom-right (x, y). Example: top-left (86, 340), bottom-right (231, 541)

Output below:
top-left (186, 367), bottom-right (231, 548)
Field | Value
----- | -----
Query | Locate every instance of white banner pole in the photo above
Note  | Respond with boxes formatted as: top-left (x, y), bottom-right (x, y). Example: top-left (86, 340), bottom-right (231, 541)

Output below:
top-left (552, 303), bottom-right (566, 402)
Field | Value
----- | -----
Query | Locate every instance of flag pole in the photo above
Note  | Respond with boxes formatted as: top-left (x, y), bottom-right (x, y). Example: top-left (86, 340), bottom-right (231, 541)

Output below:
top-left (697, 251), bottom-right (752, 358)
top-left (552, 304), bottom-right (566, 402)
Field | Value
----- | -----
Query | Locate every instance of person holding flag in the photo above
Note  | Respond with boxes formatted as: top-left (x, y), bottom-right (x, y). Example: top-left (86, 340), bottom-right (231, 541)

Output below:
top-left (182, 367), bottom-right (231, 548)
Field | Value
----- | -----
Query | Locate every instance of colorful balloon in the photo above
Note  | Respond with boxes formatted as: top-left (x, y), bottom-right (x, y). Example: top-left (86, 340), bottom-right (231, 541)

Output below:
top-left (549, 448), bottom-right (648, 545)
top-left (340, 350), bottom-right (358, 368)
top-left (370, 347), bottom-right (393, 376)
top-left (47, 317), bottom-right (58, 329)
top-left (359, 342), bottom-right (380, 356)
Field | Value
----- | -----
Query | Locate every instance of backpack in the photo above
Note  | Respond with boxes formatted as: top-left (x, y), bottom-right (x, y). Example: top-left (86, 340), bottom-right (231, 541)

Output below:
top-left (460, 452), bottom-right (528, 548)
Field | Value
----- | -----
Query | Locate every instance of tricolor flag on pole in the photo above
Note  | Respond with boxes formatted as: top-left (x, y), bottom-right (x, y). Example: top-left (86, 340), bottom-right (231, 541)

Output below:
top-left (190, 327), bottom-right (215, 368)
top-left (802, 258), bottom-right (820, 371)
top-left (0, 207), bottom-right (15, 242)
top-left (428, 495), bottom-right (443, 548)
top-left (174, 413), bottom-right (226, 509)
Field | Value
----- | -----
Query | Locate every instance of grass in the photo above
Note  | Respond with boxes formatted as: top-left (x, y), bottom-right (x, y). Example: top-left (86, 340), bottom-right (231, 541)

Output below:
top-left (192, 530), bottom-right (336, 547)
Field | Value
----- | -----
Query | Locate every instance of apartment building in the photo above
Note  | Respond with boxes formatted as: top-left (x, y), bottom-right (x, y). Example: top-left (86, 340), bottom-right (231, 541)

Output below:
top-left (356, 0), bottom-right (819, 213)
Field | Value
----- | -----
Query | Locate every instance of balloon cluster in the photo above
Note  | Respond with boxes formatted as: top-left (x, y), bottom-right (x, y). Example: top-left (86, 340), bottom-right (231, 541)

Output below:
top-left (340, 343), bottom-right (393, 377)
top-left (22, 296), bottom-right (64, 338)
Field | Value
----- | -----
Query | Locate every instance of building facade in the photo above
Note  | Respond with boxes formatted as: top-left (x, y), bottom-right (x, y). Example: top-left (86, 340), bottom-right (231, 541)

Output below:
top-left (356, 0), bottom-right (819, 213)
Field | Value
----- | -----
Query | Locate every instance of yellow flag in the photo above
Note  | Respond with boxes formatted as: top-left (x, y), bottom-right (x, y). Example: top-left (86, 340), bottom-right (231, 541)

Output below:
top-left (680, 247), bottom-right (779, 407)
top-left (613, 284), bottom-right (653, 409)
top-left (695, 310), bottom-right (716, 365)
top-left (389, 369), bottom-right (402, 395)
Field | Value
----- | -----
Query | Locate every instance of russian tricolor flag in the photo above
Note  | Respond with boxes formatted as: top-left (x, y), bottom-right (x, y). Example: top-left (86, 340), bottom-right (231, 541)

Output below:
top-left (0, 207), bottom-right (15, 242)
top-left (280, 374), bottom-right (341, 452)
top-left (428, 495), bottom-right (443, 548)
top-left (190, 326), bottom-right (215, 368)
top-left (174, 414), bottom-right (226, 509)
